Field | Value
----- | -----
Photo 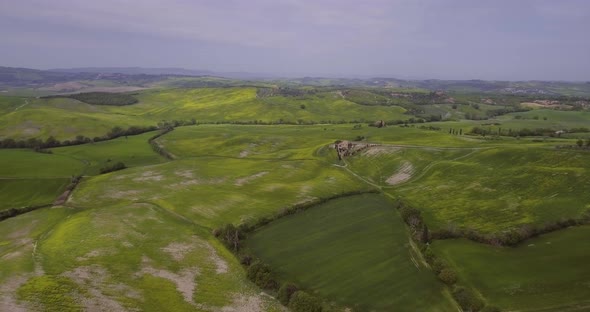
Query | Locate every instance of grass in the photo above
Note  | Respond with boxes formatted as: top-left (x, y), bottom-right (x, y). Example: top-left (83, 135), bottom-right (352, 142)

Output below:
top-left (0, 87), bottom-right (410, 141)
top-left (245, 193), bottom-right (455, 311)
top-left (51, 131), bottom-right (166, 175)
top-left (431, 226), bottom-right (590, 311)
top-left (391, 146), bottom-right (590, 233)
top-left (1, 85), bottom-right (590, 311)
top-left (0, 207), bottom-right (74, 282)
top-left (158, 124), bottom-right (480, 162)
top-left (69, 157), bottom-right (369, 229)
top-left (0, 149), bottom-right (85, 178)
top-left (31, 201), bottom-right (284, 311)
top-left (346, 146), bottom-right (470, 186)
top-left (0, 97), bottom-right (152, 140)
top-left (0, 178), bottom-right (69, 210)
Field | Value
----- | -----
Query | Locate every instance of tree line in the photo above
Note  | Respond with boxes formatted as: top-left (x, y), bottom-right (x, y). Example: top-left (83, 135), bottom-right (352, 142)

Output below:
top-left (0, 175), bottom-right (82, 222)
top-left (42, 92), bottom-right (138, 106)
top-left (395, 200), bottom-right (500, 312)
top-left (0, 125), bottom-right (159, 150)
top-left (469, 126), bottom-right (590, 138)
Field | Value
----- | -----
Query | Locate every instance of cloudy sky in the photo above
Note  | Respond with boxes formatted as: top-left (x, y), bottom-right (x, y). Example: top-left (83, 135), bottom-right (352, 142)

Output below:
top-left (1, 0), bottom-right (589, 80)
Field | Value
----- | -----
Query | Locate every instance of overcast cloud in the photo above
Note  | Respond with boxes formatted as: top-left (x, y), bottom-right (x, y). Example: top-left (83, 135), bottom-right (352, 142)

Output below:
top-left (0, 0), bottom-right (589, 80)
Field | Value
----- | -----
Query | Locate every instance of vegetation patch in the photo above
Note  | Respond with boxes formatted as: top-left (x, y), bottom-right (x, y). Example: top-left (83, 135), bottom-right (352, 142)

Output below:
top-left (431, 226), bottom-right (590, 311)
top-left (44, 92), bottom-right (139, 106)
top-left (241, 193), bottom-right (454, 311)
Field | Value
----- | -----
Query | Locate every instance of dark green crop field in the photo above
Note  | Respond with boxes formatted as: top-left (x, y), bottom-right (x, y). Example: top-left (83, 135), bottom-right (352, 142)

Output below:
top-left (431, 226), bottom-right (590, 311)
top-left (245, 194), bottom-right (455, 311)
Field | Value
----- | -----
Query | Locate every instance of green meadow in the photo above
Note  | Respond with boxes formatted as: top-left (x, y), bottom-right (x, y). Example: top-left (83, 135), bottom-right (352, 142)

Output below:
top-left (432, 226), bottom-right (590, 311)
top-left (0, 88), bottom-right (409, 141)
top-left (245, 194), bottom-right (455, 311)
top-left (50, 131), bottom-right (166, 175)
top-left (0, 179), bottom-right (69, 210)
top-left (0, 84), bottom-right (589, 311)
top-left (390, 146), bottom-right (590, 233)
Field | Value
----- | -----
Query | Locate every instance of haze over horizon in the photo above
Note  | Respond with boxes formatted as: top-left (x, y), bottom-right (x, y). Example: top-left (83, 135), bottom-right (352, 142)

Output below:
top-left (1, 0), bottom-right (589, 81)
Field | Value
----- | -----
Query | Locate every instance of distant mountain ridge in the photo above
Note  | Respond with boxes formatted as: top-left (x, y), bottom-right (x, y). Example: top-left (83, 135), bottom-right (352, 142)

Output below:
top-left (49, 67), bottom-right (214, 76)
top-left (49, 67), bottom-right (276, 79)
top-left (1, 66), bottom-right (589, 96)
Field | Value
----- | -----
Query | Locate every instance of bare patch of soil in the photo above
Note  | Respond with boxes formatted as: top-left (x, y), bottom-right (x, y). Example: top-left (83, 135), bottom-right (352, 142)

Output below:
top-left (234, 172), bottom-right (268, 186)
top-left (63, 265), bottom-right (131, 312)
top-left (133, 171), bottom-right (164, 182)
top-left (8, 222), bottom-right (37, 239)
top-left (386, 162), bottom-right (414, 185)
top-left (203, 243), bottom-right (228, 274)
top-left (220, 294), bottom-right (263, 312)
top-left (2, 251), bottom-right (23, 261)
top-left (161, 242), bottom-right (194, 262)
top-left (0, 275), bottom-right (32, 312)
top-left (76, 249), bottom-right (115, 262)
top-left (175, 170), bottom-right (194, 178)
top-left (138, 257), bottom-right (198, 304)
top-left (363, 146), bottom-right (400, 156)
top-left (109, 190), bottom-right (142, 200)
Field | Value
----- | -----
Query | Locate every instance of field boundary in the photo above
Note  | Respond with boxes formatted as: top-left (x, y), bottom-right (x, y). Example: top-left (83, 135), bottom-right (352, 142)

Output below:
top-left (212, 190), bottom-right (379, 311)
top-left (0, 203), bottom-right (53, 222)
top-left (148, 128), bottom-right (175, 160)
top-left (0, 176), bottom-right (83, 222)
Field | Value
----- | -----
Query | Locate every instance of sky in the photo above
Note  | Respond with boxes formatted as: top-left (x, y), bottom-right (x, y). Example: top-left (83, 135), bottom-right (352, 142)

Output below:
top-left (0, 0), bottom-right (589, 81)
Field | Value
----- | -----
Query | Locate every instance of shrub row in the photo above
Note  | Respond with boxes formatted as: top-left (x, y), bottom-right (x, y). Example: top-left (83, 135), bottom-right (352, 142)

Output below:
top-left (99, 162), bottom-right (126, 174)
top-left (243, 259), bottom-right (324, 311)
top-left (0, 204), bottom-right (51, 222)
top-left (0, 175), bottom-right (82, 222)
top-left (395, 200), bottom-right (499, 312)
top-left (0, 125), bottom-right (158, 149)
top-left (42, 92), bottom-right (138, 106)
top-left (431, 212), bottom-right (590, 247)
top-left (148, 128), bottom-right (175, 160)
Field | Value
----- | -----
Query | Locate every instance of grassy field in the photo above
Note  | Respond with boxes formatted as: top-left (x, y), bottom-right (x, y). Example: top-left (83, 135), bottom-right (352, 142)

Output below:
top-left (0, 179), bottom-right (69, 210)
top-left (0, 87), bottom-right (410, 141)
top-left (425, 109), bottom-right (590, 137)
top-left (389, 146), bottom-right (590, 233)
top-left (1, 83), bottom-right (589, 311)
top-left (69, 157), bottom-right (369, 228)
top-left (0, 207), bottom-right (75, 281)
top-left (0, 149), bottom-right (85, 178)
top-left (245, 193), bottom-right (455, 311)
top-left (157, 124), bottom-right (480, 161)
top-left (51, 131), bottom-right (166, 175)
top-left (0, 97), bottom-right (152, 140)
top-left (431, 226), bottom-right (590, 311)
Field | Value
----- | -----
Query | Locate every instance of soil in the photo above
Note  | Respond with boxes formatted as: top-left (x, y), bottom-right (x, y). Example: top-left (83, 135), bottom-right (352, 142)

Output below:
top-left (138, 256), bottom-right (199, 304)
top-left (234, 172), bottom-right (268, 186)
top-left (386, 162), bottom-right (414, 185)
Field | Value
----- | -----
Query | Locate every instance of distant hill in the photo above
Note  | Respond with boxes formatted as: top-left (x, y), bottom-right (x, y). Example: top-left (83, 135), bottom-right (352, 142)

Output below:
top-left (50, 67), bottom-right (276, 80)
top-left (1, 66), bottom-right (589, 96)
top-left (50, 67), bottom-right (214, 77)
top-left (0, 66), bottom-right (96, 87)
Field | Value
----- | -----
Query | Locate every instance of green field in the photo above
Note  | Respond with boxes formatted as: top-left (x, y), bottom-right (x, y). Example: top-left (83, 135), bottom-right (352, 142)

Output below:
top-left (1, 82), bottom-right (590, 311)
top-left (0, 149), bottom-right (85, 178)
top-left (0, 88), bottom-right (410, 141)
top-left (389, 146), bottom-right (590, 234)
top-left (432, 226), bottom-right (590, 311)
top-left (70, 157), bottom-right (368, 228)
top-left (51, 131), bottom-right (166, 175)
top-left (245, 194), bottom-right (455, 311)
top-left (0, 179), bottom-right (69, 210)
